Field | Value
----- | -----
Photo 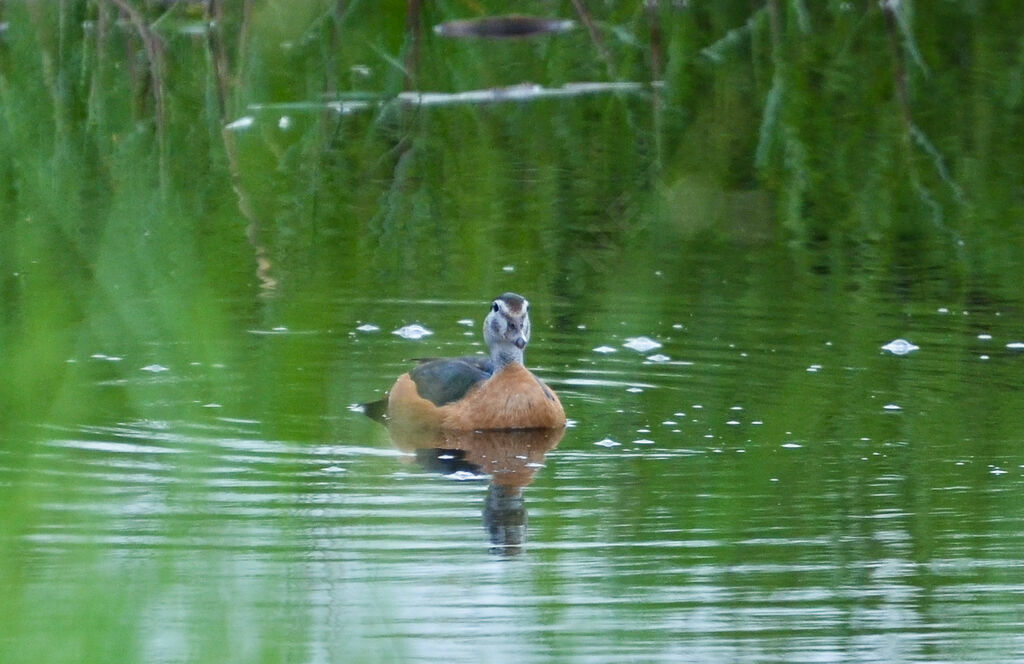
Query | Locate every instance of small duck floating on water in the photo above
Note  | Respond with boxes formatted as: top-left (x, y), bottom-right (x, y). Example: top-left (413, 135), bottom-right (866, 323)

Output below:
top-left (381, 293), bottom-right (566, 431)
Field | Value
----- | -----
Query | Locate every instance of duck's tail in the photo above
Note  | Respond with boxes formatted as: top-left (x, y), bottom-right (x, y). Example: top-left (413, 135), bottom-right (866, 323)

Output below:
top-left (357, 397), bottom-right (389, 424)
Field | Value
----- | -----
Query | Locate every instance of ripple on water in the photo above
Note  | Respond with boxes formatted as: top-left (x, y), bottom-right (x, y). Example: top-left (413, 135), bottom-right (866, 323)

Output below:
top-left (40, 418), bottom-right (534, 558)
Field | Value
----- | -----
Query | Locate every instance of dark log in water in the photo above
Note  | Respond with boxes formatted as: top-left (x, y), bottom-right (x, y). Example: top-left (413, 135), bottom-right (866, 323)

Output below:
top-left (433, 15), bottom-right (575, 39)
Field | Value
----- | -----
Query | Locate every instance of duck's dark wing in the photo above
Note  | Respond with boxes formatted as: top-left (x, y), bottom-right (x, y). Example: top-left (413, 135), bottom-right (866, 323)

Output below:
top-left (409, 357), bottom-right (492, 407)
top-left (412, 355), bottom-right (493, 373)
top-left (454, 355), bottom-right (493, 374)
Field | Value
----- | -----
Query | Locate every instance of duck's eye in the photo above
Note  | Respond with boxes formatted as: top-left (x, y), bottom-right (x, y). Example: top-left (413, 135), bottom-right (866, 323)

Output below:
top-left (491, 302), bottom-right (500, 312)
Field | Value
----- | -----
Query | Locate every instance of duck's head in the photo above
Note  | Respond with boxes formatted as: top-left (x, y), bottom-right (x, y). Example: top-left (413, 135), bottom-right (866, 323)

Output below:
top-left (484, 293), bottom-right (531, 368)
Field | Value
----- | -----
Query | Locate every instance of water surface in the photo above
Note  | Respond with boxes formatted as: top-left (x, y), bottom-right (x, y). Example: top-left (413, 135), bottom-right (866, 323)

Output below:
top-left (3, 2), bottom-right (1024, 662)
top-left (4, 245), bottom-right (1024, 663)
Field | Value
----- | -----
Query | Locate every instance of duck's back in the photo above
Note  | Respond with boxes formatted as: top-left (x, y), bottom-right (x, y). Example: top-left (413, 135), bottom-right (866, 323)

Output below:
top-left (387, 361), bottom-right (564, 431)
top-left (438, 363), bottom-right (565, 430)
top-left (387, 356), bottom-right (488, 430)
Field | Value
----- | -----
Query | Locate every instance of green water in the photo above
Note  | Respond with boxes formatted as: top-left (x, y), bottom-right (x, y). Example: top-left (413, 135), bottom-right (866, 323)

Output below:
top-left (3, 2), bottom-right (1024, 663)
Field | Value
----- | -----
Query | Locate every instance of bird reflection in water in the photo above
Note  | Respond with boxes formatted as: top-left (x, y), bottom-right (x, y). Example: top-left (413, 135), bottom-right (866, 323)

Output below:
top-left (387, 425), bottom-right (564, 555)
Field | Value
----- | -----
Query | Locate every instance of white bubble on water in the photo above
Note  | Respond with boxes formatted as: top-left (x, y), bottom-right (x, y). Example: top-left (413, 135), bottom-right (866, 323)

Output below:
top-left (882, 338), bottom-right (919, 355)
top-left (623, 336), bottom-right (662, 352)
top-left (447, 470), bottom-right (486, 481)
top-left (392, 324), bottom-right (433, 340)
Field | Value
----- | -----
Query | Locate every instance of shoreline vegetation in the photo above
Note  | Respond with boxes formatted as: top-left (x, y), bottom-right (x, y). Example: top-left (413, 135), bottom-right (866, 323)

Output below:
top-left (1, 1), bottom-right (1022, 310)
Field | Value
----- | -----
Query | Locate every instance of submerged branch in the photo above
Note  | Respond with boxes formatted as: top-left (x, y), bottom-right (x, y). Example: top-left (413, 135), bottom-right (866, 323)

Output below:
top-left (883, 1), bottom-right (965, 247)
top-left (882, 2), bottom-right (913, 131)
top-left (434, 15), bottom-right (576, 39)
top-left (647, 0), bottom-right (663, 171)
top-left (206, 0), bottom-right (276, 295)
top-left (789, 0), bottom-right (811, 34)
top-left (884, 0), bottom-right (929, 76)
top-left (104, 0), bottom-right (168, 193)
top-left (700, 7), bottom-right (767, 63)
top-left (569, 0), bottom-right (614, 78)
top-left (404, 0), bottom-right (421, 89)
top-left (237, 81), bottom-right (653, 121)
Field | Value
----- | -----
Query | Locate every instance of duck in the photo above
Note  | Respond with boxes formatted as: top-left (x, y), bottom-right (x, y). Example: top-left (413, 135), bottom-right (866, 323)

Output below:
top-left (382, 293), bottom-right (566, 431)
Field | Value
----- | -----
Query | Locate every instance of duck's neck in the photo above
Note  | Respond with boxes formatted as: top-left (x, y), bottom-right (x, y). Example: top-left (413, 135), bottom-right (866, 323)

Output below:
top-left (491, 346), bottom-right (524, 371)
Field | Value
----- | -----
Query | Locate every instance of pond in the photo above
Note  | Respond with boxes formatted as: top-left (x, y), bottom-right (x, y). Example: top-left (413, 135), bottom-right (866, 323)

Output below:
top-left (5, 243), bottom-right (1024, 663)
top-left (3, 2), bottom-right (1024, 663)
